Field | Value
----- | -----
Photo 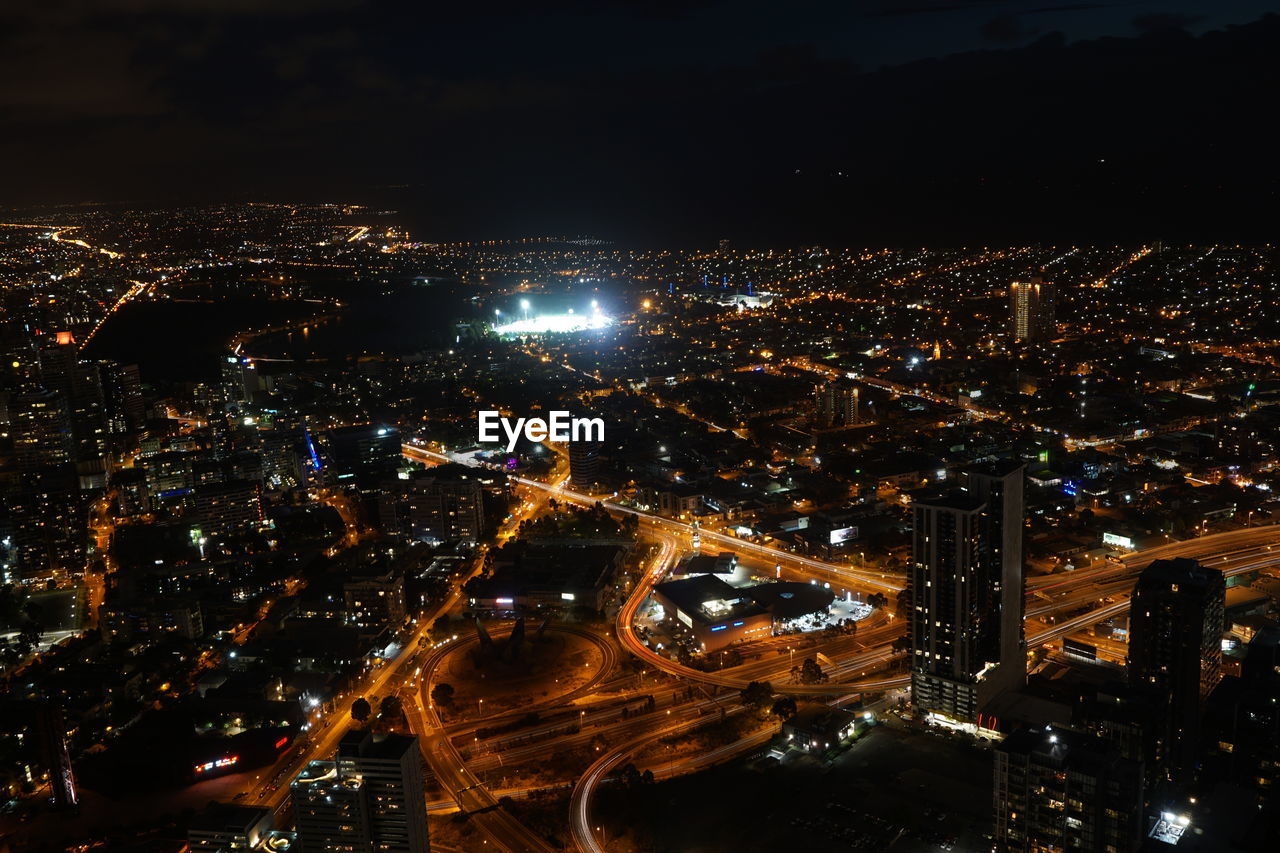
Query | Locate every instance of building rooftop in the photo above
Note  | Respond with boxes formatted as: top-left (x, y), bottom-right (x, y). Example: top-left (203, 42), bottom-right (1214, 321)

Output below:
top-left (654, 574), bottom-right (768, 627)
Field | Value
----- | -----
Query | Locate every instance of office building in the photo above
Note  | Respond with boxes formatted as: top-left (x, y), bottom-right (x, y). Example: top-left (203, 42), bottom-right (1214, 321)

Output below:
top-left (1009, 276), bottom-right (1057, 341)
top-left (9, 389), bottom-right (73, 470)
top-left (909, 462), bottom-right (1026, 725)
top-left (98, 360), bottom-right (145, 435)
top-left (221, 355), bottom-right (260, 406)
top-left (292, 732), bottom-right (427, 853)
top-left (38, 335), bottom-right (108, 462)
top-left (569, 440), bottom-right (602, 489)
top-left (995, 725), bottom-right (1144, 853)
top-left (292, 759), bottom-right (370, 852)
top-left (34, 704), bottom-right (78, 810)
top-left (383, 466), bottom-right (486, 544)
top-left (814, 379), bottom-right (859, 428)
top-left (1128, 557), bottom-right (1225, 781)
top-left (324, 424), bottom-right (402, 488)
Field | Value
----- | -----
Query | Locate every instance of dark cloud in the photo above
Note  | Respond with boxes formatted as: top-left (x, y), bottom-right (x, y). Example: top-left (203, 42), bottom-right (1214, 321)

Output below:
top-left (981, 14), bottom-right (1036, 42)
top-left (0, 2), bottom-right (1276, 245)
top-left (1132, 12), bottom-right (1204, 33)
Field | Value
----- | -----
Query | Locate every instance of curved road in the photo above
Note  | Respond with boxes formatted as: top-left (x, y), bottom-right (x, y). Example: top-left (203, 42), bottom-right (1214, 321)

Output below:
top-left (413, 624), bottom-right (618, 852)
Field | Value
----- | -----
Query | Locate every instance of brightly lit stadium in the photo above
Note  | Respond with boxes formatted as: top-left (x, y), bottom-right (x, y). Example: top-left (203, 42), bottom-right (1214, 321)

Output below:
top-left (490, 299), bottom-right (613, 336)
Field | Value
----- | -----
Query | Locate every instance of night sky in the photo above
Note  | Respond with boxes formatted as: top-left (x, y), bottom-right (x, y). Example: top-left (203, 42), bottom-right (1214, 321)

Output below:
top-left (3, 1), bottom-right (1278, 244)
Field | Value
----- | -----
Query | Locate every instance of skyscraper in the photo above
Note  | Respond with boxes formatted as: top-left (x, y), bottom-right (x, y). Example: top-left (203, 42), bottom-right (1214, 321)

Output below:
top-left (1128, 557), bottom-right (1225, 781)
top-left (34, 704), bottom-right (78, 810)
top-left (324, 424), bottom-right (402, 489)
top-left (385, 466), bottom-right (486, 544)
top-left (1009, 276), bottom-right (1057, 341)
top-left (814, 380), bottom-right (859, 428)
top-left (337, 731), bottom-right (428, 853)
top-left (221, 354), bottom-right (259, 407)
top-left (995, 725), bottom-right (1144, 853)
top-left (909, 462), bottom-right (1026, 725)
top-left (98, 360), bottom-right (145, 436)
top-left (9, 389), bottom-right (74, 471)
top-left (569, 440), bottom-right (602, 490)
top-left (292, 732), bottom-right (428, 853)
top-left (292, 759), bottom-right (370, 852)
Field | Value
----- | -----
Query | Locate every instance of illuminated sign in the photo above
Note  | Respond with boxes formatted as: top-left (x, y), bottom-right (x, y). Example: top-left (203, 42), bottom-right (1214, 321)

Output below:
top-left (829, 526), bottom-right (859, 546)
top-left (274, 735), bottom-right (290, 750)
top-left (710, 625), bottom-right (727, 632)
top-left (561, 592), bottom-right (576, 602)
top-left (495, 597), bottom-right (514, 606)
top-left (194, 755), bottom-right (239, 774)
top-left (1102, 532), bottom-right (1135, 550)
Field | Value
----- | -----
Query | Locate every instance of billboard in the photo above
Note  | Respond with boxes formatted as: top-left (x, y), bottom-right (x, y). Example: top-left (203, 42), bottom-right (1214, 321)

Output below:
top-left (829, 526), bottom-right (859, 546)
top-left (1102, 532), bottom-right (1135, 550)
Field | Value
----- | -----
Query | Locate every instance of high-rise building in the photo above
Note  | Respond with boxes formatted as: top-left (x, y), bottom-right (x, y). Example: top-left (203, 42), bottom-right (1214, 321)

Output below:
top-left (292, 759), bottom-right (370, 852)
top-left (1128, 557), bottom-right (1225, 781)
top-left (194, 479), bottom-right (264, 537)
top-left (1009, 276), bottom-right (1057, 341)
top-left (383, 466), bottom-right (486, 544)
top-left (814, 380), bottom-right (859, 428)
top-left (337, 731), bottom-right (428, 853)
top-left (260, 427), bottom-right (307, 490)
top-left (9, 389), bottom-right (74, 470)
top-left (34, 704), bottom-right (78, 810)
top-left (98, 360), bottom-right (145, 436)
top-left (39, 335), bottom-right (107, 462)
top-left (569, 440), bottom-right (602, 490)
top-left (966, 461), bottom-right (1027, 689)
top-left (909, 462), bottom-right (1026, 724)
top-left (5, 464), bottom-right (85, 583)
top-left (343, 569), bottom-right (407, 637)
top-left (292, 731), bottom-right (427, 853)
top-left (995, 725), bottom-right (1144, 853)
top-left (221, 355), bottom-right (259, 407)
top-left (324, 424), bottom-right (402, 489)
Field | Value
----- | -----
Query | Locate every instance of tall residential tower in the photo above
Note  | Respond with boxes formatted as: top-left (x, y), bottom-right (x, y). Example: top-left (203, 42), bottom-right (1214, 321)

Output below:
top-left (909, 462), bottom-right (1026, 724)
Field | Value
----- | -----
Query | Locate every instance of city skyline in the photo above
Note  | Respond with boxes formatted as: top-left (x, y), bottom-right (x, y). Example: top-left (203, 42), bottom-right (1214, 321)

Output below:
top-left (3, 1), bottom-right (1280, 852)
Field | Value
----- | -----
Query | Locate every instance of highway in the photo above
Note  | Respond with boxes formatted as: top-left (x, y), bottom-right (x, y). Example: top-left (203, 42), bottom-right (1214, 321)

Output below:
top-left (395, 441), bottom-right (1280, 851)
top-left (402, 443), bottom-right (903, 593)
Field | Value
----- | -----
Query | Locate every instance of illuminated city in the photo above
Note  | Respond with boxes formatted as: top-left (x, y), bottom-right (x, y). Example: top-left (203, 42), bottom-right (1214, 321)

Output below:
top-left (2, 4), bottom-right (1279, 853)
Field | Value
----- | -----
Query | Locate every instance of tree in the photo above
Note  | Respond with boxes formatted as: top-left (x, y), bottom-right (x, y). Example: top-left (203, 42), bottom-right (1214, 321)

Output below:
top-left (893, 588), bottom-right (912, 619)
top-left (799, 657), bottom-right (828, 685)
top-left (739, 680), bottom-right (774, 710)
top-left (770, 696), bottom-right (798, 721)
top-left (619, 762), bottom-right (642, 789)
top-left (379, 695), bottom-right (404, 721)
top-left (351, 697), bottom-right (372, 722)
top-left (430, 683), bottom-right (455, 707)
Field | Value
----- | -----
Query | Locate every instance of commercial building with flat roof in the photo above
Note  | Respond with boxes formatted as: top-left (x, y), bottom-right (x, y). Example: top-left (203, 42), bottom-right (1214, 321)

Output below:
top-left (652, 574), bottom-right (792, 652)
